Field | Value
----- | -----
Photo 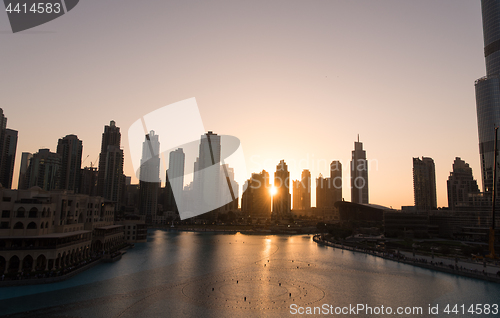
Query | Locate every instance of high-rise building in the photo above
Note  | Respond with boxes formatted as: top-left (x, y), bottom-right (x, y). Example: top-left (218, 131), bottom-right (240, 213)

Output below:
top-left (219, 164), bottom-right (239, 212)
top-left (17, 152), bottom-right (32, 190)
top-left (102, 146), bottom-right (124, 204)
top-left (293, 169), bottom-right (311, 211)
top-left (0, 129), bottom-right (17, 189)
top-left (193, 131), bottom-right (221, 220)
top-left (25, 149), bottom-right (62, 191)
top-left (97, 120), bottom-right (121, 198)
top-left (273, 160), bottom-right (291, 220)
top-left (165, 148), bottom-right (185, 212)
top-left (447, 157), bottom-right (480, 210)
top-left (0, 109), bottom-right (17, 189)
top-left (350, 136), bottom-right (368, 204)
top-left (241, 170), bottom-right (271, 219)
top-left (56, 134), bottom-right (83, 192)
top-left (139, 131), bottom-right (160, 223)
top-left (413, 157), bottom-right (437, 210)
top-left (475, 0), bottom-right (500, 193)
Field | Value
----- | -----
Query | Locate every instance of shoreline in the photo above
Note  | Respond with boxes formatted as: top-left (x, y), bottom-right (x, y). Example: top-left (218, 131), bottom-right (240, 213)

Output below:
top-left (313, 235), bottom-right (500, 284)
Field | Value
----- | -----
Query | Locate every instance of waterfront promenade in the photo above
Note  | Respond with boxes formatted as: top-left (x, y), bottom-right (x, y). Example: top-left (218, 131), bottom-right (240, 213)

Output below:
top-left (313, 235), bottom-right (500, 284)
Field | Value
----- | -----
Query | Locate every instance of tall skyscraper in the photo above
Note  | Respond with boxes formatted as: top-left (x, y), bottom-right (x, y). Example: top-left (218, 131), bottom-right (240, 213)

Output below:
top-left (17, 152), bottom-right (32, 190)
top-left (447, 157), bottom-right (480, 210)
top-left (413, 157), bottom-right (437, 210)
top-left (218, 164), bottom-right (239, 212)
top-left (25, 149), bottom-right (61, 191)
top-left (102, 146), bottom-right (124, 204)
top-left (293, 169), bottom-right (311, 210)
top-left (241, 170), bottom-right (271, 218)
top-left (139, 131), bottom-right (160, 223)
top-left (350, 136), bottom-right (368, 204)
top-left (0, 109), bottom-right (17, 189)
top-left (273, 160), bottom-right (291, 219)
top-left (56, 134), bottom-right (83, 192)
top-left (165, 148), bottom-right (185, 212)
top-left (193, 131), bottom-right (221, 220)
top-left (475, 0), bottom-right (500, 193)
top-left (97, 120), bottom-right (121, 197)
top-left (0, 129), bottom-right (17, 189)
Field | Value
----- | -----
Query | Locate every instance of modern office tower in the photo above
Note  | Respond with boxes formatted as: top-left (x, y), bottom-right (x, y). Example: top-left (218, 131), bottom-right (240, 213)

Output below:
top-left (165, 148), bottom-right (185, 212)
top-left (139, 131), bottom-right (160, 223)
top-left (350, 136), bottom-right (368, 204)
top-left (315, 174), bottom-right (329, 208)
top-left (56, 134), bottom-right (83, 192)
top-left (80, 166), bottom-right (98, 196)
top-left (475, 0), bottom-right (500, 193)
top-left (97, 120), bottom-right (121, 197)
top-left (0, 129), bottom-right (17, 189)
top-left (18, 152), bottom-right (32, 190)
top-left (25, 149), bottom-right (62, 191)
top-left (293, 170), bottom-right (311, 211)
top-left (272, 160), bottom-right (291, 219)
top-left (413, 157), bottom-right (437, 210)
top-left (330, 160), bottom-right (343, 204)
top-left (241, 170), bottom-right (271, 218)
top-left (219, 164), bottom-right (239, 212)
top-left (447, 157), bottom-right (480, 210)
top-left (193, 131), bottom-right (221, 220)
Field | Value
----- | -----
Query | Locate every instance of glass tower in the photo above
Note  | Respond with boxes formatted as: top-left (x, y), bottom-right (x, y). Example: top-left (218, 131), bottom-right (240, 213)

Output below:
top-left (475, 0), bottom-right (500, 192)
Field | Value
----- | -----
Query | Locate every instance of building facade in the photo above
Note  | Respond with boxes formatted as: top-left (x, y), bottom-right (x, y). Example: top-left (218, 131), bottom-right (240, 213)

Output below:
top-left (0, 129), bottom-right (17, 189)
top-left (17, 152), bottom-right (32, 190)
top-left (241, 170), bottom-right (271, 219)
top-left (475, 0), bottom-right (500, 193)
top-left (139, 131), bottom-right (160, 224)
top-left (25, 149), bottom-right (62, 191)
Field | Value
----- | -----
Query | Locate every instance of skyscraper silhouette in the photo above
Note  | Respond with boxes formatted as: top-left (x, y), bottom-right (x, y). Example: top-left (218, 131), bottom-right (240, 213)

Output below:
top-left (57, 134), bottom-right (83, 192)
top-left (0, 109), bottom-right (17, 189)
top-left (413, 157), bottom-right (437, 210)
top-left (475, 0), bottom-right (500, 193)
top-left (241, 170), bottom-right (271, 219)
top-left (17, 152), bottom-right (32, 190)
top-left (447, 157), bottom-right (480, 210)
top-left (25, 149), bottom-right (61, 191)
top-left (97, 120), bottom-right (122, 198)
top-left (350, 136), bottom-right (368, 204)
top-left (273, 160), bottom-right (291, 220)
top-left (139, 131), bottom-right (160, 223)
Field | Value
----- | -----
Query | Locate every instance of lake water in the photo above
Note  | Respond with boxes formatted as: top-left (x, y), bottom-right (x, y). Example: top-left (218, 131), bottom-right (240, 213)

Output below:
top-left (1, 230), bottom-right (499, 317)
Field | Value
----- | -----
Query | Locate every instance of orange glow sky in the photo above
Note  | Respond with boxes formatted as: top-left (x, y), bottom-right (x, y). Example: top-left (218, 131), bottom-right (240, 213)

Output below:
top-left (1, 0), bottom-right (485, 209)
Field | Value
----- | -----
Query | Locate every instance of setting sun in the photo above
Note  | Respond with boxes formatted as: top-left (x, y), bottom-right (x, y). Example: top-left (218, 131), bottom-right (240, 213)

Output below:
top-left (270, 186), bottom-right (277, 196)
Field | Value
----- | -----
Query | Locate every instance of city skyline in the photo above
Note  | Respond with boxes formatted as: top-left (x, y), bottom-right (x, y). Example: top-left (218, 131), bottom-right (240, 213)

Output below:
top-left (2, 1), bottom-right (485, 209)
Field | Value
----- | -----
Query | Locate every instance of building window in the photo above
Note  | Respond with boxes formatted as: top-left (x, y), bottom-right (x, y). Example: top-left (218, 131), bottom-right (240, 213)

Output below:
top-left (1, 210), bottom-right (10, 218)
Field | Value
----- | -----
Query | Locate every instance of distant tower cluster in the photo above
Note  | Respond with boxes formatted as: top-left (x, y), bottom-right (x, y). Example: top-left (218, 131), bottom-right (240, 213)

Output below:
top-left (350, 136), bottom-right (368, 204)
top-left (413, 157), bottom-right (437, 211)
top-left (293, 169), bottom-right (311, 211)
top-left (241, 170), bottom-right (271, 219)
top-left (316, 161), bottom-right (342, 209)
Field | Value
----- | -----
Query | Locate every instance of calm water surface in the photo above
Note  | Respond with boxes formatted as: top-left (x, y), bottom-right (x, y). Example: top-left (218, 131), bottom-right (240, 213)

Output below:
top-left (0, 230), bottom-right (499, 317)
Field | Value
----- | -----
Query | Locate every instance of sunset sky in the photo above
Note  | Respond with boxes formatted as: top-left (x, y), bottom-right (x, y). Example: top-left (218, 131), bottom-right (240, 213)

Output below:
top-left (0, 0), bottom-right (486, 209)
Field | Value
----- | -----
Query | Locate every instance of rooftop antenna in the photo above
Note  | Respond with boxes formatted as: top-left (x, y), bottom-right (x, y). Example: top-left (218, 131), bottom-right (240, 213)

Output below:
top-left (357, 134), bottom-right (359, 142)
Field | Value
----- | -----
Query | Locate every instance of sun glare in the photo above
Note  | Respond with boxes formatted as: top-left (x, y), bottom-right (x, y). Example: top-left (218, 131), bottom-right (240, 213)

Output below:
top-left (270, 186), bottom-right (277, 196)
